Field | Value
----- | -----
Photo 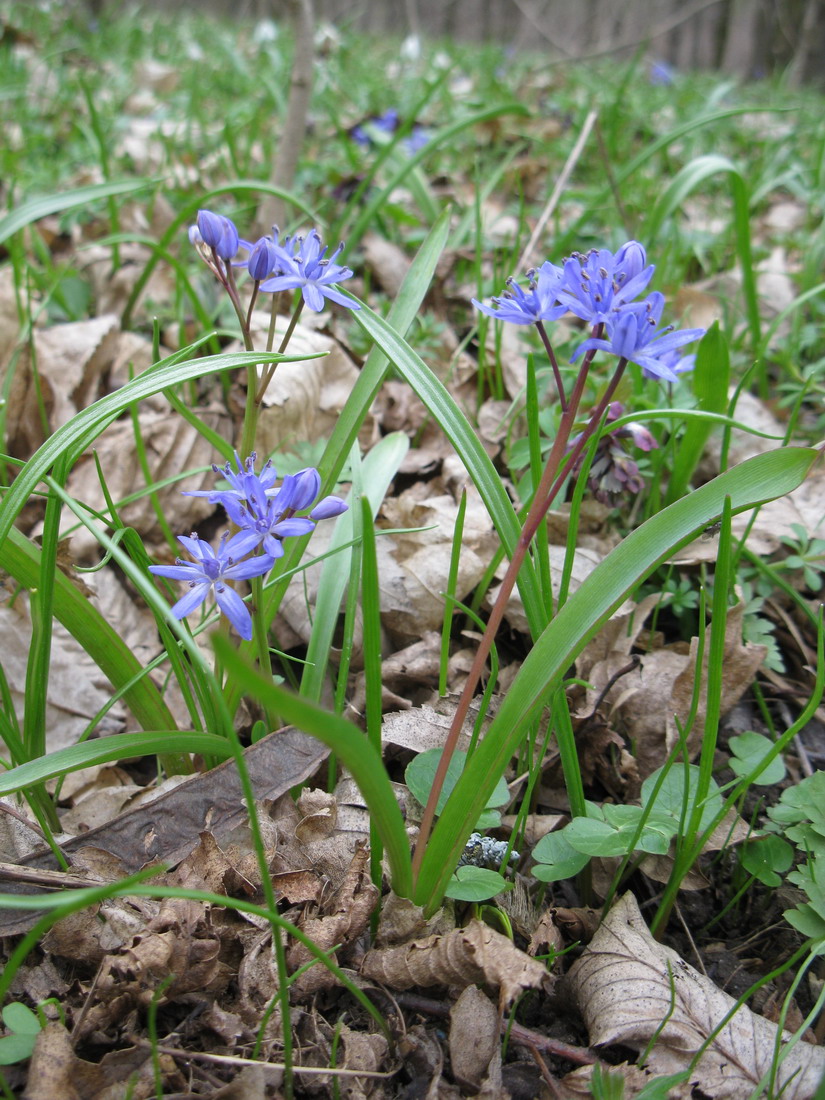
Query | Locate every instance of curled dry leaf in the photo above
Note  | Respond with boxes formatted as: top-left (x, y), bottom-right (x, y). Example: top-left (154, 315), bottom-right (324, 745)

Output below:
top-left (361, 917), bottom-right (554, 1009)
top-left (449, 985), bottom-right (502, 1093)
top-left (288, 843), bottom-right (378, 996)
top-left (568, 893), bottom-right (825, 1099)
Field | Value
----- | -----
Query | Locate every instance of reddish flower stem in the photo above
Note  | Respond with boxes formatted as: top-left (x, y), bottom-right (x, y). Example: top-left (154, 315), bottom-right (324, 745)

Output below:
top-left (411, 326), bottom-right (628, 887)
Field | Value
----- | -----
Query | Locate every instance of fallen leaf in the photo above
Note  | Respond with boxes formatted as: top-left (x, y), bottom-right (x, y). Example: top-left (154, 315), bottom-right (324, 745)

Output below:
top-left (0, 728), bottom-right (328, 936)
top-left (449, 985), bottom-right (501, 1091)
top-left (361, 917), bottom-right (554, 1009)
top-left (568, 893), bottom-right (825, 1098)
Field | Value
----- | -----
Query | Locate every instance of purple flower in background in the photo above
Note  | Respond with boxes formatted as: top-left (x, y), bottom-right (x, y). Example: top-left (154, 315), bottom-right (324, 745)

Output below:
top-left (473, 261), bottom-right (567, 325)
top-left (194, 209), bottom-right (240, 261)
top-left (149, 530), bottom-right (274, 639)
top-left (649, 60), bottom-right (676, 85)
top-left (260, 229), bottom-right (360, 312)
top-left (350, 108), bottom-right (400, 146)
top-left (572, 292), bottom-right (704, 381)
top-left (557, 243), bottom-right (655, 326)
top-left (568, 403), bottom-right (659, 504)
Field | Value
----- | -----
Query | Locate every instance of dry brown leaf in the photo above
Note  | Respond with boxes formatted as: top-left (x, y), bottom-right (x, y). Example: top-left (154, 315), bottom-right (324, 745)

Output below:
top-left (361, 232), bottom-right (411, 296)
top-left (64, 403), bottom-right (229, 555)
top-left (242, 311), bottom-right (375, 455)
top-left (0, 593), bottom-right (128, 755)
top-left (361, 917), bottom-right (553, 1008)
top-left (5, 315), bottom-right (119, 458)
top-left (24, 1022), bottom-right (82, 1100)
top-left (486, 543), bottom-right (604, 634)
top-left (449, 985), bottom-right (501, 1092)
top-left (568, 893), bottom-right (825, 1099)
top-left (668, 602), bottom-right (766, 761)
top-left (288, 843), bottom-right (378, 995)
top-left (0, 728), bottom-right (328, 937)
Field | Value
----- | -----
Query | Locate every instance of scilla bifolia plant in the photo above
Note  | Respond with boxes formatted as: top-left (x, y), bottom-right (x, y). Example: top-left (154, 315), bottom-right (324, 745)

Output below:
top-left (200, 231), bottom-right (819, 916)
top-left (0, 214), bottom-right (818, 924)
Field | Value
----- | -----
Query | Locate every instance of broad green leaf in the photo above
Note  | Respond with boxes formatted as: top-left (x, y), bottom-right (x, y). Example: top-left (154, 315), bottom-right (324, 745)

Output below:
top-left (729, 731), bottom-right (787, 785)
top-left (405, 748), bottom-right (509, 819)
top-left (642, 764), bottom-right (723, 834)
top-left (563, 818), bottom-right (631, 858)
top-left (0, 733), bottom-right (233, 795)
top-left (740, 835), bottom-right (793, 887)
top-left (1, 1004), bottom-right (39, 1035)
top-left (416, 446), bottom-right (819, 910)
top-left (531, 831), bottom-right (591, 882)
top-left (445, 866), bottom-right (512, 902)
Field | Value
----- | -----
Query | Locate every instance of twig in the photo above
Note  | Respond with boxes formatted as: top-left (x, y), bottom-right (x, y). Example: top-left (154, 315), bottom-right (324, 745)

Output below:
top-left (0, 862), bottom-right (101, 890)
top-left (517, 110), bottom-right (598, 273)
top-left (257, 0), bottom-right (315, 233)
top-left (150, 1045), bottom-right (400, 1078)
top-left (392, 991), bottom-right (598, 1066)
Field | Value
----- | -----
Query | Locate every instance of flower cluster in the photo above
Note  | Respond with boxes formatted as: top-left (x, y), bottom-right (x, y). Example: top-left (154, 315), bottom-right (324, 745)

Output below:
top-left (568, 403), bottom-right (658, 504)
top-left (473, 241), bottom-right (703, 383)
top-left (349, 107), bottom-right (430, 155)
top-left (149, 454), bottom-right (348, 639)
top-left (191, 209), bottom-right (360, 313)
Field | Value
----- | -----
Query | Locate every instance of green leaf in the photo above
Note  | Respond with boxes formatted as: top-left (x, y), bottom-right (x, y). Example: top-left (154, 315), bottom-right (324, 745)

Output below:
top-left (0, 733), bottom-right (233, 796)
top-left (740, 835), bottom-right (793, 886)
top-left (300, 433), bottom-right (409, 703)
top-left (664, 323), bottom-right (730, 504)
top-left (728, 731), bottom-right (787, 785)
top-left (1, 1004), bottom-right (40, 1035)
top-left (416, 446), bottom-right (819, 911)
top-left (0, 1003), bottom-right (41, 1066)
top-left (0, 179), bottom-right (153, 245)
top-left (564, 817), bottom-right (632, 858)
top-left (445, 866), bottom-right (512, 902)
top-left (641, 764), bottom-right (723, 834)
top-left (405, 748), bottom-right (509, 820)
top-left (531, 831), bottom-right (591, 882)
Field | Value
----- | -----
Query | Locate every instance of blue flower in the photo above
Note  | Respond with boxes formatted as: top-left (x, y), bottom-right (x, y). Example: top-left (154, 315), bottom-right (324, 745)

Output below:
top-left (557, 243), bottom-right (655, 326)
top-left (649, 60), bottom-right (676, 86)
top-left (245, 234), bottom-right (287, 281)
top-left (572, 292), bottom-right (704, 381)
top-left (472, 261), bottom-right (567, 325)
top-left (149, 530), bottom-right (274, 639)
top-left (194, 209), bottom-right (240, 261)
top-left (185, 453), bottom-right (348, 557)
top-left (260, 230), bottom-right (360, 312)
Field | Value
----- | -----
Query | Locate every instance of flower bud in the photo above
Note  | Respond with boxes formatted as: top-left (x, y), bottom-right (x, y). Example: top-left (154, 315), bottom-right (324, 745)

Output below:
top-left (614, 241), bottom-right (647, 283)
top-left (196, 209), bottom-right (240, 260)
top-left (310, 496), bottom-right (348, 520)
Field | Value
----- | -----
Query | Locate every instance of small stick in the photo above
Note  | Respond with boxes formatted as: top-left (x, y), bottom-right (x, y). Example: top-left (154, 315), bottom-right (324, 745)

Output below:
top-left (517, 109), bottom-right (598, 273)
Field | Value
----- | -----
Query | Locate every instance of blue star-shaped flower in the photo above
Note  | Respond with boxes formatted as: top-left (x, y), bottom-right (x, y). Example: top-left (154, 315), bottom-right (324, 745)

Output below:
top-left (149, 530), bottom-right (274, 639)
top-left (260, 229), bottom-right (360, 312)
